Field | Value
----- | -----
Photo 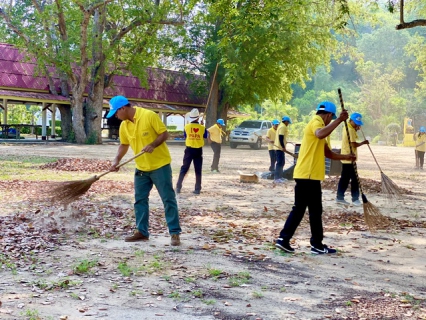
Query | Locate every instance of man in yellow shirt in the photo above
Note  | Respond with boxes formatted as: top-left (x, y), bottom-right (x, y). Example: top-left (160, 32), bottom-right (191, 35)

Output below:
top-left (275, 101), bottom-right (355, 255)
top-left (107, 95), bottom-right (181, 246)
top-left (207, 119), bottom-right (226, 173)
top-left (265, 119), bottom-right (280, 173)
top-left (273, 116), bottom-right (292, 183)
top-left (176, 108), bottom-right (207, 194)
top-left (414, 126), bottom-right (426, 170)
top-left (336, 113), bottom-right (369, 206)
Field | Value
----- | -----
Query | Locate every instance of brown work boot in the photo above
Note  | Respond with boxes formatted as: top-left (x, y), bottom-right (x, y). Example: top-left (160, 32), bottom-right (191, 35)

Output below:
top-left (125, 230), bottom-right (149, 242)
top-left (171, 234), bottom-right (181, 246)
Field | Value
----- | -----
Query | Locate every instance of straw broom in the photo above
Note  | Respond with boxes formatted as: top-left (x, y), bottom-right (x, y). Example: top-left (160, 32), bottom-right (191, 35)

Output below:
top-left (358, 128), bottom-right (403, 200)
top-left (344, 104), bottom-right (403, 199)
top-left (46, 150), bottom-right (145, 207)
top-left (338, 88), bottom-right (388, 231)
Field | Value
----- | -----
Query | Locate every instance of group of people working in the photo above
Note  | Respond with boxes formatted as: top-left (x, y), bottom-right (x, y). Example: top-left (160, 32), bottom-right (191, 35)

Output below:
top-left (105, 94), bottom-right (371, 255)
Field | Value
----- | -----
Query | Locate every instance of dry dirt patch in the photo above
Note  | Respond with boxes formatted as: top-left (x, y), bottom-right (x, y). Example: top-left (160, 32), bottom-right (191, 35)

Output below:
top-left (1, 143), bottom-right (426, 320)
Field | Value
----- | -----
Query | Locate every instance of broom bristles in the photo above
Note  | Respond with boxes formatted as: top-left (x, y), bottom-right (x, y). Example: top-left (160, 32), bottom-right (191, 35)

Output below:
top-left (47, 176), bottom-right (99, 206)
top-left (362, 200), bottom-right (389, 232)
top-left (381, 171), bottom-right (403, 200)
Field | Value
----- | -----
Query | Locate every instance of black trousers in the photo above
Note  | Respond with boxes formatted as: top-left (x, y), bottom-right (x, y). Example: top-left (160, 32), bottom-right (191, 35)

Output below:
top-left (278, 179), bottom-right (323, 247)
top-left (210, 142), bottom-right (221, 171)
top-left (336, 163), bottom-right (360, 201)
top-left (176, 147), bottom-right (203, 192)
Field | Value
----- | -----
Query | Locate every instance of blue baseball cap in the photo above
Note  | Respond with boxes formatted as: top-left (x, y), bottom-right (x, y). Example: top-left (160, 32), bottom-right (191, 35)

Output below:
top-left (420, 126), bottom-right (425, 133)
top-left (106, 96), bottom-right (129, 118)
top-left (217, 119), bottom-right (225, 126)
top-left (272, 119), bottom-right (280, 125)
top-left (282, 116), bottom-right (292, 124)
top-left (316, 101), bottom-right (337, 119)
top-left (350, 112), bottom-right (364, 126)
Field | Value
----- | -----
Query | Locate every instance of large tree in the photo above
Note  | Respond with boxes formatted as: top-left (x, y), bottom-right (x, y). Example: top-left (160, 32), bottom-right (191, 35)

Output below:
top-left (0, 0), bottom-right (188, 143)
top-left (165, 0), bottom-right (350, 128)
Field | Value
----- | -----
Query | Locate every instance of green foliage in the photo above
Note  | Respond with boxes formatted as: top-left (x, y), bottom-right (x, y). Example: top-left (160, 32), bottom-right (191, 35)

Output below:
top-left (21, 309), bottom-right (41, 320)
top-left (118, 262), bottom-right (133, 277)
top-left (73, 259), bottom-right (98, 274)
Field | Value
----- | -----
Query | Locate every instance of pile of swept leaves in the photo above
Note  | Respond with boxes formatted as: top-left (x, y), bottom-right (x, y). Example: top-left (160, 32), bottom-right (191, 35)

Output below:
top-left (322, 176), bottom-right (382, 194)
top-left (322, 176), bottom-right (412, 195)
top-left (330, 291), bottom-right (426, 319)
top-left (40, 158), bottom-right (113, 172)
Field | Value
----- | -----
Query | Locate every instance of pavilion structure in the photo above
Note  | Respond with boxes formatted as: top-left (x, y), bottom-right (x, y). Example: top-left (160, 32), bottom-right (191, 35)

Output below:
top-left (0, 43), bottom-right (221, 140)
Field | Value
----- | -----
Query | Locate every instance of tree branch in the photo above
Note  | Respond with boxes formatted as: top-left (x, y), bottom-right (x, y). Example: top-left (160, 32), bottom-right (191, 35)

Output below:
top-left (396, 19), bottom-right (426, 30)
top-left (110, 18), bottom-right (184, 47)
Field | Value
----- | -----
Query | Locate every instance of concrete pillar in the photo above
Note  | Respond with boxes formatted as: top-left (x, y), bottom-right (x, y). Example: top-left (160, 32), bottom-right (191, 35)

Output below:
top-left (2, 98), bottom-right (7, 124)
top-left (51, 104), bottom-right (56, 138)
top-left (42, 103), bottom-right (47, 140)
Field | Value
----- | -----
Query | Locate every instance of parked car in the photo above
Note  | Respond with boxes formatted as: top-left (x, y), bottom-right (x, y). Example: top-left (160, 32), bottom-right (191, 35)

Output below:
top-left (229, 120), bottom-right (272, 149)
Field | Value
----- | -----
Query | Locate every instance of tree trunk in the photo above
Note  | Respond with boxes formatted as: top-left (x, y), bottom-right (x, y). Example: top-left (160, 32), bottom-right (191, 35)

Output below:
top-left (72, 91), bottom-right (87, 144)
top-left (84, 7), bottom-right (105, 145)
top-left (86, 79), bottom-right (104, 144)
top-left (58, 76), bottom-right (72, 141)
top-left (57, 105), bottom-right (72, 141)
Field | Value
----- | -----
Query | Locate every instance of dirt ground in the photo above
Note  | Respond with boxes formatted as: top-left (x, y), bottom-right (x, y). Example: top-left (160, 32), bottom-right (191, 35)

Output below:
top-left (1, 140), bottom-right (426, 320)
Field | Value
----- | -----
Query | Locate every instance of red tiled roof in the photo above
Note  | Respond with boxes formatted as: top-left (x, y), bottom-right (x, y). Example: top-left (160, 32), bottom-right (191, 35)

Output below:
top-left (0, 43), bottom-right (206, 106)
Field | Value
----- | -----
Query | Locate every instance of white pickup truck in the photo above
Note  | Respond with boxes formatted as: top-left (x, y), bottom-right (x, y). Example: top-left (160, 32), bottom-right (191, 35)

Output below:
top-left (229, 120), bottom-right (272, 149)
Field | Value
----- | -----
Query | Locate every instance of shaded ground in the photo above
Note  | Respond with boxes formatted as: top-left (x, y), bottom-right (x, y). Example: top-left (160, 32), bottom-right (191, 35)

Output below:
top-left (1, 142), bottom-right (426, 320)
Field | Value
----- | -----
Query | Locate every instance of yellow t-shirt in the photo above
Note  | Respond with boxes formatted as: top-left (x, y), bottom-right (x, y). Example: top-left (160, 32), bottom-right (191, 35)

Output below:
top-left (415, 133), bottom-right (426, 152)
top-left (341, 123), bottom-right (358, 164)
top-left (266, 127), bottom-right (277, 151)
top-left (207, 124), bottom-right (225, 143)
top-left (293, 115), bottom-right (327, 181)
top-left (119, 107), bottom-right (171, 171)
top-left (185, 123), bottom-right (206, 148)
top-left (273, 123), bottom-right (288, 151)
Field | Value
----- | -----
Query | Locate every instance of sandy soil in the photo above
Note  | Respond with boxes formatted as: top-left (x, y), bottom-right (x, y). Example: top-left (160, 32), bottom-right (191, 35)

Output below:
top-left (1, 140), bottom-right (426, 320)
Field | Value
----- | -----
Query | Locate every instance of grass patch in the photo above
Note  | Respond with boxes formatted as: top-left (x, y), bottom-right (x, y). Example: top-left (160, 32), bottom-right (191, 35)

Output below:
top-left (118, 261), bottom-right (133, 277)
top-left (228, 271), bottom-right (251, 287)
top-left (73, 259), bottom-right (98, 274)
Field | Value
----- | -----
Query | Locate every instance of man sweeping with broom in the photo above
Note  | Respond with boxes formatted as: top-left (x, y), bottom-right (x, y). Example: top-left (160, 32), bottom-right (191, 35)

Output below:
top-left (336, 112), bottom-right (369, 206)
top-left (107, 95), bottom-right (182, 246)
top-left (275, 101), bottom-right (355, 254)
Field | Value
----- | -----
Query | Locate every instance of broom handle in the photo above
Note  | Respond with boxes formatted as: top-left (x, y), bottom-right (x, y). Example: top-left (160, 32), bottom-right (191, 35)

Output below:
top-left (95, 150), bottom-right (146, 179)
top-left (337, 88), bottom-right (365, 196)
top-left (343, 103), bottom-right (384, 173)
top-left (272, 144), bottom-right (297, 158)
top-left (204, 63), bottom-right (219, 116)
top-left (358, 128), bottom-right (383, 172)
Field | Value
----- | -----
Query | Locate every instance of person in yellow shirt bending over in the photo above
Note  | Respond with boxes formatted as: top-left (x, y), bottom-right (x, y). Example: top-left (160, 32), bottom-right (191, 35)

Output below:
top-left (176, 108), bottom-right (207, 195)
top-left (273, 116), bottom-right (292, 184)
top-left (275, 101), bottom-right (355, 255)
top-left (207, 119), bottom-right (226, 173)
top-left (265, 119), bottom-right (280, 173)
top-left (107, 96), bottom-right (181, 246)
top-left (336, 112), bottom-right (369, 206)
top-left (414, 126), bottom-right (426, 170)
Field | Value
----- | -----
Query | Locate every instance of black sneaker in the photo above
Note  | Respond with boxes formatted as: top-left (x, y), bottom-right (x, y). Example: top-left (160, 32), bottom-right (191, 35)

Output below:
top-left (275, 238), bottom-right (295, 253)
top-left (311, 244), bottom-right (337, 255)
top-left (193, 190), bottom-right (200, 195)
top-left (176, 188), bottom-right (181, 194)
